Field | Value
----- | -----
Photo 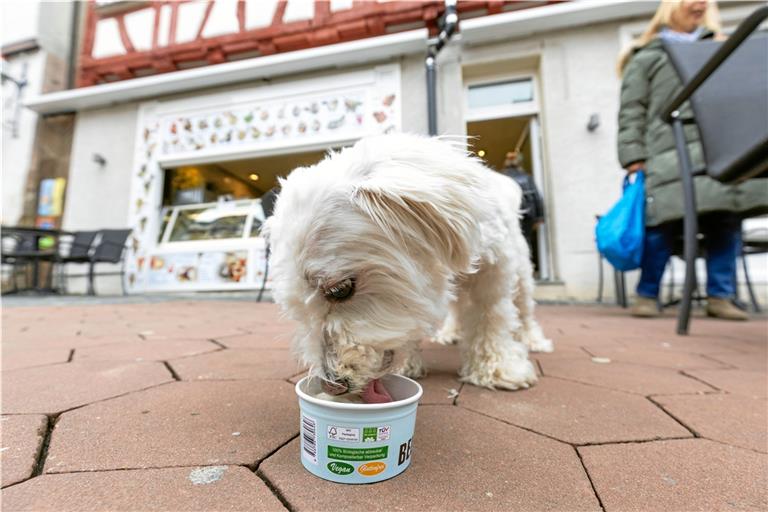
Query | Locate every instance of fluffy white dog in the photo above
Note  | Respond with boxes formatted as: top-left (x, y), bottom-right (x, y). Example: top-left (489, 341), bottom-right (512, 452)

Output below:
top-left (265, 134), bottom-right (553, 397)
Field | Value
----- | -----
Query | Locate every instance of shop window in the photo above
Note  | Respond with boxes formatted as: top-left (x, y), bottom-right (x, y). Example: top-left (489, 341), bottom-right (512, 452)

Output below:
top-left (169, 207), bottom-right (248, 242)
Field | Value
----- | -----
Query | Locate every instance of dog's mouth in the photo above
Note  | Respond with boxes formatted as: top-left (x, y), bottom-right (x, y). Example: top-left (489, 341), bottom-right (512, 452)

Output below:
top-left (319, 349), bottom-right (396, 401)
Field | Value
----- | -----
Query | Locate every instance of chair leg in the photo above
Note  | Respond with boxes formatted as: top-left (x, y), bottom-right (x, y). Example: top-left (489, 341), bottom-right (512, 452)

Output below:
top-left (120, 257), bottom-right (127, 296)
top-left (597, 253), bottom-right (604, 303)
top-left (87, 261), bottom-right (96, 296)
top-left (741, 252), bottom-right (761, 313)
top-left (613, 269), bottom-right (627, 308)
top-left (672, 118), bottom-right (698, 335)
top-left (257, 245), bottom-right (271, 303)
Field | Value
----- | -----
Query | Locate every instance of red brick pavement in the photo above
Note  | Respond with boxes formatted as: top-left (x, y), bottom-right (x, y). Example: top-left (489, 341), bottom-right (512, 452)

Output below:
top-left (1, 301), bottom-right (766, 511)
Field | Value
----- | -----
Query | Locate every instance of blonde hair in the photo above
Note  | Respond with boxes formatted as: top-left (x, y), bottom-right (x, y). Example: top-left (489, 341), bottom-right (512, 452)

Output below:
top-left (617, 0), bottom-right (722, 75)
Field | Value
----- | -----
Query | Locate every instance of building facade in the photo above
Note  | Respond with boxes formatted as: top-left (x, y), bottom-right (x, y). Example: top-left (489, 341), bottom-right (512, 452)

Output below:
top-left (24, 0), bottom-right (767, 301)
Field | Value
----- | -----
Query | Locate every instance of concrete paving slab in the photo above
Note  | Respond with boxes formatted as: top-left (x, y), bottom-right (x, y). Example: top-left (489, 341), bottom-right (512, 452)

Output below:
top-left (213, 332), bottom-right (292, 350)
top-left (683, 369), bottom-right (768, 398)
top-left (0, 466), bottom-right (285, 511)
top-left (45, 381), bottom-right (298, 472)
top-left (73, 339), bottom-right (220, 362)
top-left (655, 393), bottom-right (768, 453)
top-left (704, 351), bottom-right (768, 372)
top-left (581, 345), bottom-right (731, 370)
top-left (1, 415), bottom-right (47, 487)
top-left (260, 406), bottom-right (601, 512)
top-left (458, 377), bottom-right (691, 444)
top-left (1, 347), bottom-right (72, 371)
top-left (2, 362), bottom-right (173, 415)
top-left (539, 358), bottom-right (714, 395)
top-left (169, 349), bottom-right (304, 380)
top-left (580, 439), bottom-right (768, 512)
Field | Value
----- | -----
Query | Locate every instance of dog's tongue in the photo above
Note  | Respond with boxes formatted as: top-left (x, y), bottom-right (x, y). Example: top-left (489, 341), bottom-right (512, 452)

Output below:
top-left (361, 378), bottom-right (393, 404)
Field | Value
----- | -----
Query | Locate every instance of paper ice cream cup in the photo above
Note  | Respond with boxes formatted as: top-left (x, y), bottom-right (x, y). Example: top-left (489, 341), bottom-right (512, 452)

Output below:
top-left (294, 374), bottom-right (423, 484)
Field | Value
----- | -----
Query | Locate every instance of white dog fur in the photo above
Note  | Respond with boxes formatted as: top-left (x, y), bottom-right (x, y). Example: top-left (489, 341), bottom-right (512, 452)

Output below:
top-left (265, 134), bottom-right (553, 394)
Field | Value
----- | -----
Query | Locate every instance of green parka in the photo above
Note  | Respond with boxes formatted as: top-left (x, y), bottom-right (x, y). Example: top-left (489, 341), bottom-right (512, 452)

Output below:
top-left (617, 32), bottom-right (768, 227)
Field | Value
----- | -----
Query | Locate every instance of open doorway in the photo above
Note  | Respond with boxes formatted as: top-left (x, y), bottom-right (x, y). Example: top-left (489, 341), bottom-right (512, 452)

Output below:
top-left (467, 115), bottom-right (550, 280)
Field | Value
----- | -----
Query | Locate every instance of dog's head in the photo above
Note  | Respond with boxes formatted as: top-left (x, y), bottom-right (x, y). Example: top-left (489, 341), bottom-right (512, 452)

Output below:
top-left (265, 135), bottom-right (487, 393)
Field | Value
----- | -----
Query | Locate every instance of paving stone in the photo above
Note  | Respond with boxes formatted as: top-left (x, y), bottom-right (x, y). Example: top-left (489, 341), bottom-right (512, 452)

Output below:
top-left (45, 381), bottom-right (298, 472)
top-left (169, 349), bottom-right (303, 380)
top-left (581, 344), bottom-right (730, 370)
top-left (683, 369), bottom-right (767, 398)
top-left (704, 351), bottom-right (768, 372)
top-left (655, 394), bottom-right (767, 453)
top-left (1, 415), bottom-right (47, 487)
top-left (1, 347), bottom-right (71, 371)
top-left (533, 344), bottom-right (593, 360)
top-left (1, 334), bottom-right (142, 352)
top-left (580, 439), bottom-right (768, 512)
top-left (260, 406), bottom-right (601, 512)
top-left (214, 331), bottom-right (292, 350)
top-left (418, 374), bottom-right (462, 405)
top-left (540, 358), bottom-right (713, 395)
top-left (2, 362), bottom-right (173, 415)
top-left (458, 377), bottom-right (690, 444)
top-left (74, 339), bottom-right (219, 362)
top-left (1, 466), bottom-right (285, 511)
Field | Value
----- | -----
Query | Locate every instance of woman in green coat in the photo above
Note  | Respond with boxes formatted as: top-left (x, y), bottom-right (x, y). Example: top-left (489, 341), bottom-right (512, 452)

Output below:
top-left (617, 0), bottom-right (768, 320)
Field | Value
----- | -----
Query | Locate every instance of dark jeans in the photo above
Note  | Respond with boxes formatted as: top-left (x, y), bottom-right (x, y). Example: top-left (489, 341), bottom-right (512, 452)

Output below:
top-left (636, 214), bottom-right (741, 300)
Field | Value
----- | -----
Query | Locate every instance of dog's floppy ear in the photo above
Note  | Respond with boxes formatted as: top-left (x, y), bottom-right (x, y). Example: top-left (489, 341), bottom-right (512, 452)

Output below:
top-left (351, 170), bottom-right (479, 272)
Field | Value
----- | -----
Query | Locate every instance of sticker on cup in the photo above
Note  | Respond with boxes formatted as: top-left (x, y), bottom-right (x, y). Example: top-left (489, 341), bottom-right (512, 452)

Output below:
top-left (358, 462), bottom-right (387, 476)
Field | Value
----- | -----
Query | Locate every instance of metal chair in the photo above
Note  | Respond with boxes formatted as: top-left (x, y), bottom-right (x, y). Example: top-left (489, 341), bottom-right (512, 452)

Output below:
top-left (1, 231), bottom-right (37, 293)
top-left (87, 229), bottom-right (132, 296)
top-left (661, 6), bottom-right (768, 334)
top-left (54, 230), bottom-right (98, 292)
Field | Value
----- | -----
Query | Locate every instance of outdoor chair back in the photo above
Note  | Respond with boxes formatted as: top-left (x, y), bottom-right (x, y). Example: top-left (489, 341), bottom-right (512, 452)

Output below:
top-left (663, 33), bottom-right (768, 183)
top-left (66, 230), bottom-right (99, 260)
top-left (93, 229), bottom-right (131, 263)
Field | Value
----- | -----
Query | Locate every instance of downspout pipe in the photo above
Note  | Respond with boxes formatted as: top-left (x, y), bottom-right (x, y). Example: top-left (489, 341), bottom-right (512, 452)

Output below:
top-left (426, 0), bottom-right (458, 136)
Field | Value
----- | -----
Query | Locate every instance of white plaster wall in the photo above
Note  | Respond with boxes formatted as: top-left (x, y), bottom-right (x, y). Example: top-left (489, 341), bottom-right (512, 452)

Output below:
top-left (399, 54), bottom-right (428, 134)
top-left (61, 104), bottom-right (139, 294)
top-left (1, 52), bottom-right (46, 225)
top-left (537, 22), bottom-right (626, 300)
top-left (0, 0), bottom-right (40, 47)
top-left (63, 104), bottom-right (138, 230)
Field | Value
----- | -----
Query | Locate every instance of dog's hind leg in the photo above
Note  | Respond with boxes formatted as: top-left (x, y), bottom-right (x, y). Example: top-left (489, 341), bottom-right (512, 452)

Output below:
top-left (513, 237), bottom-right (554, 353)
top-left (457, 260), bottom-right (537, 390)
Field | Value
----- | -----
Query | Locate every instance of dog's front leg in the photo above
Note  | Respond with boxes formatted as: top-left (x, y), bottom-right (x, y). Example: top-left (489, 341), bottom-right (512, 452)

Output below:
top-left (396, 339), bottom-right (427, 379)
top-left (457, 263), bottom-right (538, 390)
top-left (432, 300), bottom-right (461, 346)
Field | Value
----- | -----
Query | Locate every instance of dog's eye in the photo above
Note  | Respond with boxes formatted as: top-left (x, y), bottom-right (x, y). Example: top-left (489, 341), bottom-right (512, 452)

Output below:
top-left (324, 278), bottom-right (355, 302)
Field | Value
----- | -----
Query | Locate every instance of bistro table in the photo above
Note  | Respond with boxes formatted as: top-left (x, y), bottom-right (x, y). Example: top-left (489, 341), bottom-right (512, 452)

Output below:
top-left (1, 226), bottom-right (71, 293)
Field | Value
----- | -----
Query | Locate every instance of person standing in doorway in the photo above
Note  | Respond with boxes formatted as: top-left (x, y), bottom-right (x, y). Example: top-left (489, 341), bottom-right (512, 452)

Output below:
top-left (617, 0), bottom-right (768, 320)
top-left (500, 150), bottom-right (545, 255)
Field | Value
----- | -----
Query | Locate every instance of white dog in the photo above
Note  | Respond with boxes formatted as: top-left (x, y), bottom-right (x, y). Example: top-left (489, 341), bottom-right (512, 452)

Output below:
top-left (265, 134), bottom-right (553, 396)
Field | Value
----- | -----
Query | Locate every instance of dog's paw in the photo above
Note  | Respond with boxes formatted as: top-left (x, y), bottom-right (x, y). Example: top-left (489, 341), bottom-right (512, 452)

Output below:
top-left (398, 352), bottom-right (428, 379)
top-left (431, 327), bottom-right (460, 346)
top-left (521, 326), bottom-right (554, 353)
top-left (461, 358), bottom-right (538, 391)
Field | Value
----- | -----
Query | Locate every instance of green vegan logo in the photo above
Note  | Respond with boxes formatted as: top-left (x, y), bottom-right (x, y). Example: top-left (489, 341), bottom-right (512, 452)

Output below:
top-left (327, 461), bottom-right (354, 475)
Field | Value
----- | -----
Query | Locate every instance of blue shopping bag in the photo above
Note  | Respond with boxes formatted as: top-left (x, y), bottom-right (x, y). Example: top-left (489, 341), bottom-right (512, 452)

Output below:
top-left (596, 171), bottom-right (645, 271)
